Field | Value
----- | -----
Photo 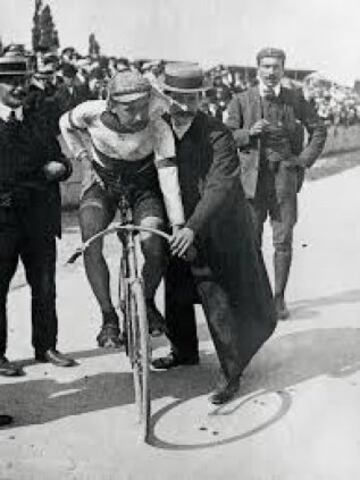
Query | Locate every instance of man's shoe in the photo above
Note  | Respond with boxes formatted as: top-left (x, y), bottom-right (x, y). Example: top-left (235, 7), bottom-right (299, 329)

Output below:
top-left (209, 377), bottom-right (240, 405)
top-left (97, 323), bottom-right (123, 348)
top-left (97, 310), bottom-right (123, 348)
top-left (0, 356), bottom-right (24, 377)
top-left (35, 349), bottom-right (76, 367)
top-left (274, 295), bottom-right (290, 320)
top-left (152, 352), bottom-right (199, 370)
top-left (0, 414), bottom-right (13, 427)
top-left (146, 299), bottom-right (167, 337)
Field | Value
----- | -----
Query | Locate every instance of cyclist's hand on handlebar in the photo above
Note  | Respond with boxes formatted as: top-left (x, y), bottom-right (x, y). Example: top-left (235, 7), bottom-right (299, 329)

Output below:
top-left (170, 227), bottom-right (195, 258)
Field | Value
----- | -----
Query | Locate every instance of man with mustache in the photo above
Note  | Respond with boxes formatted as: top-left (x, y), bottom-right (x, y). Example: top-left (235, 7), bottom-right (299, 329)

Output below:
top-left (60, 70), bottom-right (185, 347)
top-left (152, 63), bottom-right (276, 405)
top-left (0, 54), bottom-right (75, 376)
top-left (226, 48), bottom-right (327, 319)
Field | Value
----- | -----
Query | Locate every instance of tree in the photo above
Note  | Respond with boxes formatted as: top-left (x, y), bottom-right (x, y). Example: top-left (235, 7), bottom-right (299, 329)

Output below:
top-left (88, 33), bottom-right (100, 58)
top-left (31, 1), bottom-right (60, 52)
top-left (31, 0), bottom-right (42, 51)
top-left (52, 29), bottom-right (59, 50)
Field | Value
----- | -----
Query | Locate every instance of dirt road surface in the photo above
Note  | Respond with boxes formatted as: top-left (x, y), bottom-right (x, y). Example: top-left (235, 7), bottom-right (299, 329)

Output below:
top-left (1, 166), bottom-right (360, 480)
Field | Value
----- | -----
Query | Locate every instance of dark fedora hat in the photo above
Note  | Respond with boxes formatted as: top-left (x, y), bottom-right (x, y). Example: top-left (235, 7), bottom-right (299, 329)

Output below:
top-left (160, 62), bottom-right (211, 93)
top-left (0, 55), bottom-right (29, 77)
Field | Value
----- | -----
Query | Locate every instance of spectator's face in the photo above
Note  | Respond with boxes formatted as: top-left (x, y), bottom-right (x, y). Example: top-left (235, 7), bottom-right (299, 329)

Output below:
top-left (0, 76), bottom-right (28, 108)
top-left (109, 94), bottom-right (150, 131)
top-left (62, 52), bottom-right (77, 65)
top-left (258, 57), bottom-right (284, 88)
top-left (63, 75), bottom-right (75, 88)
top-left (89, 78), bottom-right (101, 93)
top-left (37, 73), bottom-right (55, 89)
top-left (167, 91), bottom-right (200, 121)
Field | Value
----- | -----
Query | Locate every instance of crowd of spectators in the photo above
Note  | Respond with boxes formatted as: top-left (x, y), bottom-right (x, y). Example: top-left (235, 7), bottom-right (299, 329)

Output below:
top-left (2, 42), bottom-right (360, 126)
top-left (303, 73), bottom-right (360, 126)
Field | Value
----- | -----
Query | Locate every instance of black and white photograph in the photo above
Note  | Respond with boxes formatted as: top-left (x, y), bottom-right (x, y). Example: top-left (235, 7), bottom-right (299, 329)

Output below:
top-left (0, 0), bottom-right (359, 478)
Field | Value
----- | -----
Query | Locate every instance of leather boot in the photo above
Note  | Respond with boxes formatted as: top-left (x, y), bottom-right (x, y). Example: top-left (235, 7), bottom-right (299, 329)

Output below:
top-left (274, 250), bottom-right (292, 320)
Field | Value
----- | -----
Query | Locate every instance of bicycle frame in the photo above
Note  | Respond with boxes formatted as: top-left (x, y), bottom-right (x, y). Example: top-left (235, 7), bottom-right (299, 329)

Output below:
top-left (67, 199), bottom-right (171, 443)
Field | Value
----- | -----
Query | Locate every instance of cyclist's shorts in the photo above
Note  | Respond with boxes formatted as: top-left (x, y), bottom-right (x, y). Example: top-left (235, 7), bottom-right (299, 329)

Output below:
top-left (80, 182), bottom-right (165, 225)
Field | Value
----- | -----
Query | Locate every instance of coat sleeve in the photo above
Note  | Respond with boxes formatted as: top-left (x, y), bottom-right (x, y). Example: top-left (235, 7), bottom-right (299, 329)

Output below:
top-left (186, 125), bottom-right (240, 235)
top-left (294, 91), bottom-right (327, 168)
top-left (225, 94), bottom-right (251, 148)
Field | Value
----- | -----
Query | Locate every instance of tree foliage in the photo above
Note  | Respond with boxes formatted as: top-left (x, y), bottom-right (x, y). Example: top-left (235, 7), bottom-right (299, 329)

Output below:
top-left (88, 33), bottom-right (101, 57)
top-left (31, 0), bottom-right (42, 51)
top-left (32, 1), bottom-right (60, 52)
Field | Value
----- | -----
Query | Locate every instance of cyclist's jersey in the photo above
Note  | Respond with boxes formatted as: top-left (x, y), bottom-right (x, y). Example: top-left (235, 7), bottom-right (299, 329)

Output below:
top-left (60, 100), bottom-right (184, 226)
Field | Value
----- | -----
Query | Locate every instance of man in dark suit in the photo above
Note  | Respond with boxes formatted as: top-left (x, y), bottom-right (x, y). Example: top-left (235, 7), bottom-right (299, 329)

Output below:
top-left (226, 48), bottom-right (327, 319)
top-left (152, 63), bottom-right (277, 404)
top-left (54, 63), bottom-right (91, 115)
top-left (0, 54), bottom-right (76, 376)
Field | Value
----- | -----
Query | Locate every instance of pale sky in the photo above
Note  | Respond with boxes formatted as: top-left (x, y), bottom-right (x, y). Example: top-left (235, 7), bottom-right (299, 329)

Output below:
top-left (0, 0), bottom-right (359, 85)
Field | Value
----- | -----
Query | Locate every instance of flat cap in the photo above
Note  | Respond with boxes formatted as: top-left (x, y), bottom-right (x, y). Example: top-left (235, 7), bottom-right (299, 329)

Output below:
top-left (256, 47), bottom-right (286, 64)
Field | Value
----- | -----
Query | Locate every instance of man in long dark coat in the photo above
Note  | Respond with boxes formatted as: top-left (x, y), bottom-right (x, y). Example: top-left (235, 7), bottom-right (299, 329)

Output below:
top-left (152, 63), bottom-right (277, 404)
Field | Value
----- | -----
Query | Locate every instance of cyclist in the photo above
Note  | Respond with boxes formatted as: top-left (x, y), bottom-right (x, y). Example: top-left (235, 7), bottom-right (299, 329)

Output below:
top-left (60, 70), bottom-right (184, 347)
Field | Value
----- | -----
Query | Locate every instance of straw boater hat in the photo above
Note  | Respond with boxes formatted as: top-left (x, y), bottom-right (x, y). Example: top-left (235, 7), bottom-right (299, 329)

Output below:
top-left (0, 55), bottom-right (29, 77)
top-left (160, 62), bottom-right (211, 93)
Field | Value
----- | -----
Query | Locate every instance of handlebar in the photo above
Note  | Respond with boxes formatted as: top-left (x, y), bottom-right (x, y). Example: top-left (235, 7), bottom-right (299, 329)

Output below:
top-left (67, 223), bottom-right (171, 264)
top-left (67, 223), bottom-right (198, 265)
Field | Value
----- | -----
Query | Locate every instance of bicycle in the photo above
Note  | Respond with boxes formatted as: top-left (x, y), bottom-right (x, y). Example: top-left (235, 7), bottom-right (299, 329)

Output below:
top-left (67, 193), bottom-right (171, 442)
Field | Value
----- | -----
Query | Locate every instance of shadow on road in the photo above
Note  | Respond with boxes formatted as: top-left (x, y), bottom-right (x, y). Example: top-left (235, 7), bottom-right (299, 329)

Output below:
top-left (0, 346), bottom-right (218, 430)
top-left (289, 289), bottom-right (360, 320)
top-left (149, 325), bottom-right (360, 450)
top-left (1, 325), bottom-right (360, 451)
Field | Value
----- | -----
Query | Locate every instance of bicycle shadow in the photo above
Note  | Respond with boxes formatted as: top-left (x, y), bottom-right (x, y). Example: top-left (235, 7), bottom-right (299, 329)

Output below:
top-left (1, 326), bottom-right (360, 452)
top-left (0, 349), bottom-right (217, 431)
top-left (148, 325), bottom-right (360, 450)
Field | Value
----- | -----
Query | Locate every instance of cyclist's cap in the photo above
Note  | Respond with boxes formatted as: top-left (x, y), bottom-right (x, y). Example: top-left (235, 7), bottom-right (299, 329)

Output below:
top-left (108, 71), bottom-right (151, 103)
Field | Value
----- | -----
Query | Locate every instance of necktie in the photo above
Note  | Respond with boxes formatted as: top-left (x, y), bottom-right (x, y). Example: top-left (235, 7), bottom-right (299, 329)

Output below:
top-left (264, 87), bottom-right (276, 100)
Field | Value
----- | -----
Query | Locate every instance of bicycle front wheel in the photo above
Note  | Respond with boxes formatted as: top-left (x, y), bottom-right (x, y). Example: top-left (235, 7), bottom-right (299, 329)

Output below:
top-left (129, 279), bottom-right (151, 442)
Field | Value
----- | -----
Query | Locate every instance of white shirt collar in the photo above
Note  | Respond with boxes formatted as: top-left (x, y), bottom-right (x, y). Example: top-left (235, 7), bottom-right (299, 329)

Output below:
top-left (171, 117), bottom-right (194, 140)
top-left (0, 103), bottom-right (23, 122)
top-left (258, 79), bottom-right (281, 98)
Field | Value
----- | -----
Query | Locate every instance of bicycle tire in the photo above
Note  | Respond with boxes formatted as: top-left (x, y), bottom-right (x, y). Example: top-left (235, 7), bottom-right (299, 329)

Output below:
top-left (129, 279), bottom-right (151, 442)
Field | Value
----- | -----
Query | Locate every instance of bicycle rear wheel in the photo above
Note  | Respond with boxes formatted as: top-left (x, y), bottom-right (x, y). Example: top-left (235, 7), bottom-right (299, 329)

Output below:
top-left (129, 279), bottom-right (151, 442)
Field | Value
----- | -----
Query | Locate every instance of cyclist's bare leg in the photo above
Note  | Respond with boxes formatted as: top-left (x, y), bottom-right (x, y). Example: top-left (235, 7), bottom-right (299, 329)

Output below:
top-left (139, 216), bottom-right (167, 335)
top-left (79, 203), bottom-right (122, 347)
